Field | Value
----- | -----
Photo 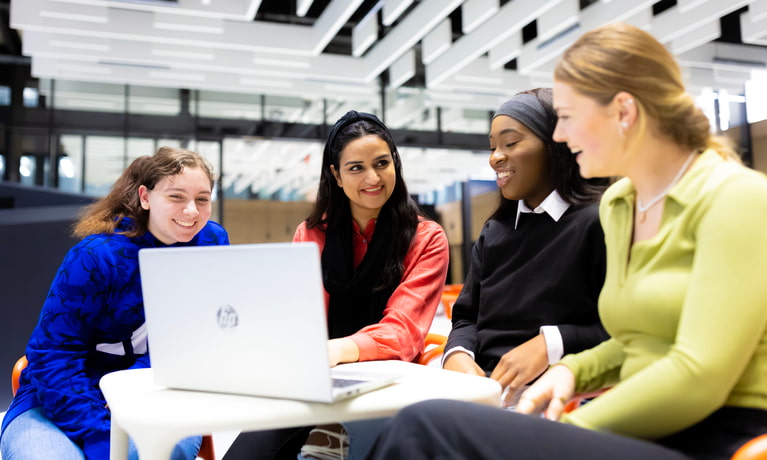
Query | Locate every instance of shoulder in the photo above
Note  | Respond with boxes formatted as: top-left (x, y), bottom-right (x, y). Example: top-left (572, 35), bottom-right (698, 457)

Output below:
top-left (677, 152), bottom-right (767, 215)
top-left (481, 214), bottom-right (513, 236)
top-left (416, 217), bottom-right (445, 234)
top-left (196, 220), bottom-right (230, 244)
top-left (410, 218), bottom-right (449, 254)
top-left (415, 218), bottom-right (448, 243)
top-left (73, 232), bottom-right (134, 256)
top-left (707, 160), bottom-right (767, 196)
top-left (564, 203), bottom-right (602, 230)
top-left (61, 233), bottom-right (139, 278)
top-left (294, 220), bottom-right (327, 245)
top-left (699, 160), bottom-right (767, 214)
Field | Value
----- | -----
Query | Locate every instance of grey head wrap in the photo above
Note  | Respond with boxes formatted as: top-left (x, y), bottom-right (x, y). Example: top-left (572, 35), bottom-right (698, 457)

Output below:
top-left (493, 93), bottom-right (554, 142)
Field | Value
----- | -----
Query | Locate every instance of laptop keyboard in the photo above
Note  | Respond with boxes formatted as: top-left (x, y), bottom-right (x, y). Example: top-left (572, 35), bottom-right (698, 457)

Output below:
top-left (332, 377), bottom-right (366, 388)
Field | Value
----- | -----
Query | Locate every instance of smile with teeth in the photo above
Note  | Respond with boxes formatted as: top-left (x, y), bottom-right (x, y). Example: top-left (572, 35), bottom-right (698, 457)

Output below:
top-left (174, 219), bottom-right (196, 227)
top-left (362, 186), bottom-right (383, 193)
top-left (496, 171), bottom-right (513, 179)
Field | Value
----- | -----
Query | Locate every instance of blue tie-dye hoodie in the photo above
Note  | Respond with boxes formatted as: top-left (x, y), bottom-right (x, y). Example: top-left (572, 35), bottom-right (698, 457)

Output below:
top-left (1, 217), bottom-right (229, 459)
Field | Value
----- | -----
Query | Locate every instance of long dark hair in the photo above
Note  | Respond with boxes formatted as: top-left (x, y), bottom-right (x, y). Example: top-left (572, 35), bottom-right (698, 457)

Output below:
top-left (306, 110), bottom-right (421, 288)
top-left (491, 88), bottom-right (608, 220)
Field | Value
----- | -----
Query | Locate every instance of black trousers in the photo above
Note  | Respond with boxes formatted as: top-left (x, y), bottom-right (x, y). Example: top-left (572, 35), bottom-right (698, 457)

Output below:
top-left (222, 426), bottom-right (312, 460)
top-left (366, 399), bottom-right (767, 460)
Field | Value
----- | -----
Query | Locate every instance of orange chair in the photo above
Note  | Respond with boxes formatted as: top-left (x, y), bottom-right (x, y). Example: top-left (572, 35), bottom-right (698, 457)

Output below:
top-left (11, 355), bottom-right (27, 396)
top-left (11, 356), bottom-right (216, 460)
top-left (440, 284), bottom-right (463, 320)
top-left (733, 435), bottom-right (767, 460)
top-left (417, 333), bottom-right (448, 366)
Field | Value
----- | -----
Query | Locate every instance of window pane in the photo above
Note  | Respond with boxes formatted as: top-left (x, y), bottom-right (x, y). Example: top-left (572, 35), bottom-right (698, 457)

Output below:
top-left (23, 88), bottom-right (39, 108)
top-left (19, 155), bottom-right (36, 186)
top-left (0, 86), bottom-right (10, 106)
top-left (84, 136), bottom-right (125, 196)
top-left (157, 139), bottom-right (182, 149)
top-left (50, 80), bottom-right (125, 113)
top-left (198, 90), bottom-right (262, 120)
top-left (59, 135), bottom-right (84, 193)
top-left (128, 86), bottom-right (180, 116)
top-left (264, 95), bottom-right (324, 125)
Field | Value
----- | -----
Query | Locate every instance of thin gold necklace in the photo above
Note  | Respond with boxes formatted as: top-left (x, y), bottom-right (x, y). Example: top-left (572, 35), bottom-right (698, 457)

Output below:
top-left (636, 151), bottom-right (696, 223)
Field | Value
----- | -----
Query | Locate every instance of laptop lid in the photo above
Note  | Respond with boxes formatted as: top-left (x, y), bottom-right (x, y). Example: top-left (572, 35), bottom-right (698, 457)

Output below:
top-left (139, 242), bottom-right (391, 403)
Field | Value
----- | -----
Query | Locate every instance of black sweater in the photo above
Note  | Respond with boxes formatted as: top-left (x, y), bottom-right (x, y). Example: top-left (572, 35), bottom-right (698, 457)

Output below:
top-left (447, 201), bottom-right (608, 372)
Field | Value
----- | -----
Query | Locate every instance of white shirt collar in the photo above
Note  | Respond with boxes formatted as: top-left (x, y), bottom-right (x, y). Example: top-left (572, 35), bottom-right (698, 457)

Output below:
top-left (514, 190), bottom-right (570, 229)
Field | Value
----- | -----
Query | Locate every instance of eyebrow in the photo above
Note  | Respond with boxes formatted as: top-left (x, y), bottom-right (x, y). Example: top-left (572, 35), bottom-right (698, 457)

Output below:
top-left (164, 186), bottom-right (211, 195)
top-left (343, 153), bottom-right (391, 167)
top-left (488, 127), bottom-right (521, 140)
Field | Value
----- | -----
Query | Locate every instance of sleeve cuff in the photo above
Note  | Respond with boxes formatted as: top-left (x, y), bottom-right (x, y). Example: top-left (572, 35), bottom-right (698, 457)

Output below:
top-left (540, 325), bottom-right (564, 365)
top-left (441, 346), bottom-right (475, 367)
top-left (349, 332), bottom-right (379, 361)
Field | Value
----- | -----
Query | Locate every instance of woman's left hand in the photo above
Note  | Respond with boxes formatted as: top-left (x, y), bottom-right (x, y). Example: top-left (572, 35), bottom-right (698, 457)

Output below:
top-left (515, 364), bottom-right (575, 421)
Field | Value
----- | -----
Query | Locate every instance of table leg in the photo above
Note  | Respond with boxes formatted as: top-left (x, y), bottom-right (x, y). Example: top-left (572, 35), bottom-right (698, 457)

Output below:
top-left (132, 432), bottom-right (177, 460)
top-left (109, 422), bottom-right (129, 460)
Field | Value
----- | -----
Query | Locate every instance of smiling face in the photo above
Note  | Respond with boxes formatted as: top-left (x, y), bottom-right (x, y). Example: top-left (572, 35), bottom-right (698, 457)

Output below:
top-left (330, 134), bottom-right (396, 228)
top-left (489, 115), bottom-right (553, 209)
top-left (552, 80), bottom-right (624, 178)
top-left (138, 166), bottom-right (212, 245)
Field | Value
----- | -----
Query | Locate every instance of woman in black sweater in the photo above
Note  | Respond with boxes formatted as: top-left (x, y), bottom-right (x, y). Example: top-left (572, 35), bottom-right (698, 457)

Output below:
top-left (443, 88), bottom-right (609, 406)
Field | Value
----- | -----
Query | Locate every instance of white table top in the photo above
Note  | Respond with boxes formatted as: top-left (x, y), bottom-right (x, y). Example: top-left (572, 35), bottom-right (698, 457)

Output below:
top-left (101, 360), bottom-right (502, 460)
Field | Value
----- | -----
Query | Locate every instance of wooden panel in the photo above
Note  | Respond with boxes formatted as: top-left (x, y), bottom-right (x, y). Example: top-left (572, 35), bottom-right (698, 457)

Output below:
top-left (469, 191), bottom-right (498, 241)
top-left (222, 199), bottom-right (313, 244)
top-left (436, 200), bottom-right (463, 245)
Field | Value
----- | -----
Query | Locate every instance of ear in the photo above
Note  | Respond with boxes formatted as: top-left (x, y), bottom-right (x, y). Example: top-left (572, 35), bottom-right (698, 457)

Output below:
top-left (138, 185), bottom-right (150, 210)
top-left (329, 165), bottom-right (342, 188)
top-left (613, 91), bottom-right (637, 129)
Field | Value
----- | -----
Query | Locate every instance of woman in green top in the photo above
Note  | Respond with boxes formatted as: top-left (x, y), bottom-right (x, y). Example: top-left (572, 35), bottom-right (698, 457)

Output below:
top-left (364, 22), bottom-right (767, 460)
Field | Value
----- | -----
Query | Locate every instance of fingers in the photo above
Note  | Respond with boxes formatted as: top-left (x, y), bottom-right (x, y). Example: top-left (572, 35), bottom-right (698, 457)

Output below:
top-left (489, 360), bottom-right (519, 388)
top-left (443, 353), bottom-right (485, 376)
top-left (470, 365), bottom-right (486, 377)
top-left (514, 394), bottom-right (540, 415)
top-left (544, 394), bottom-right (570, 421)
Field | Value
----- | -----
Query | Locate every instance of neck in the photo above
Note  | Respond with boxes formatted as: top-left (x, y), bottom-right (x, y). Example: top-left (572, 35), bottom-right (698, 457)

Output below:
top-left (627, 141), bottom-right (695, 204)
top-left (350, 206), bottom-right (380, 231)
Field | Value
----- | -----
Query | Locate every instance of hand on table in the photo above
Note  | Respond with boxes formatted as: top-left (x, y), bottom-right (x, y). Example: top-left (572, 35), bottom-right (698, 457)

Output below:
top-left (490, 334), bottom-right (549, 407)
top-left (327, 338), bottom-right (360, 367)
top-left (442, 351), bottom-right (485, 377)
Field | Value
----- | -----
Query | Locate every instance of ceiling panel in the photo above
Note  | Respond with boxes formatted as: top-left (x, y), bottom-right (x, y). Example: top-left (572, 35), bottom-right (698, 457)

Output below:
top-left (5, 0), bottom-right (767, 199)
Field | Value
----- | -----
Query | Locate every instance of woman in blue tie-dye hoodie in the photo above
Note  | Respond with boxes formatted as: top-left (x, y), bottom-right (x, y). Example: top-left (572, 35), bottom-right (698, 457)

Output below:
top-left (0, 147), bottom-right (229, 460)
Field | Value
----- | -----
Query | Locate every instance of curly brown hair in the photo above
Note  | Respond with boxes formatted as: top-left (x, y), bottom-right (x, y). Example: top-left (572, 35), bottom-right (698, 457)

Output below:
top-left (73, 147), bottom-right (215, 238)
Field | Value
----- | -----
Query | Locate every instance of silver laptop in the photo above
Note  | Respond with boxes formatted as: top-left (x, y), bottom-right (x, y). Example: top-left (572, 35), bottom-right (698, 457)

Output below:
top-left (138, 242), bottom-right (398, 403)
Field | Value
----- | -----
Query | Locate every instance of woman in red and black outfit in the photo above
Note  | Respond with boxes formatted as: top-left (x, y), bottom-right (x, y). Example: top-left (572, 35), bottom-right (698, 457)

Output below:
top-left (222, 110), bottom-right (449, 460)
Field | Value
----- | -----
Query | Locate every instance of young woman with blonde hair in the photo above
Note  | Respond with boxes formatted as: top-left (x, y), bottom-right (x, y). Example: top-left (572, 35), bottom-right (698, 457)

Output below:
top-left (365, 22), bottom-right (767, 460)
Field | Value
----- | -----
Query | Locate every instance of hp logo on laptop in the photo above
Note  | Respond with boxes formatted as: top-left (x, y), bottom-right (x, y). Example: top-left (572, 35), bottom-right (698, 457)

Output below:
top-left (216, 305), bottom-right (238, 329)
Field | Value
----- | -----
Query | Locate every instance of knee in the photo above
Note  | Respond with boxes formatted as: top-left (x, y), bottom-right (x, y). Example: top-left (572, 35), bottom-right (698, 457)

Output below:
top-left (387, 399), bottom-right (467, 437)
top-left (396, 399), bottom-right (466, 425)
